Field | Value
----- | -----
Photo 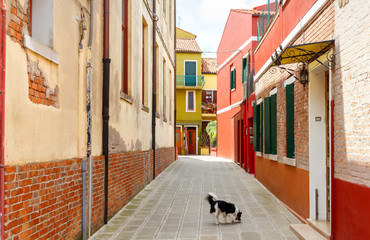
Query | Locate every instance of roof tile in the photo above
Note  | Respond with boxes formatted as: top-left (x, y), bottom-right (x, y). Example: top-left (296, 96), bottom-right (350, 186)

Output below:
top-left (176, 38), bottom-right (202, 53)
top-left (202, 58), bottom-right (217, 74)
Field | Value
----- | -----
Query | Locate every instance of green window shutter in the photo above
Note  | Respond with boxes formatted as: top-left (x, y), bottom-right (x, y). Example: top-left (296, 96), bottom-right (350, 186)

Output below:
top-left (242, 58), bottom-right (246, 83)
top-left (264, 97), bottom-right (271, 154)
top-left (259, 102), bottom-right (263, 153)
top-left (230, 70), bottom-right (233, 90)
top-left (246, 56), bottom-right (250, 81)
top-left (233, 69), bottom-right (236, 89)
top-left (253, 105), bottom-right (259, 151)
top-left (271, 94), bottom-right (277, 155)
top-left (286, 84), bottom-right (295, 158)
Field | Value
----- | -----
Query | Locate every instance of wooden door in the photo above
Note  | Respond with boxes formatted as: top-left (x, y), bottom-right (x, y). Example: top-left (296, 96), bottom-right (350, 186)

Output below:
top-left (187, 129), bottom-right (196, 155)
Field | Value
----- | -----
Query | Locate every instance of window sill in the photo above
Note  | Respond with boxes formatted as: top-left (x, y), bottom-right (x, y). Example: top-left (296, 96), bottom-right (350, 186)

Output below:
top-left (141, 105), bottom-right (150, 113)
top-left (256, 152), bottom-right (262, 157)
top-left (269, 154), bottom-right (278, 161)
top-left (231, 89), bottom-right (236, 92)
top-left (24, 35), bottom-right (59, 64)
top-left (120, 92), bottom-right (133, 104)
top-left (283, 157), bottom-right (296, 167)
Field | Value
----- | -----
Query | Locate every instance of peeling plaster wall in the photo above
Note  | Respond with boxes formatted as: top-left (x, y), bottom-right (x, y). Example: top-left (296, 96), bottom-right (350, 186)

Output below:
top-left (5, 0), bottom-right (103, 165)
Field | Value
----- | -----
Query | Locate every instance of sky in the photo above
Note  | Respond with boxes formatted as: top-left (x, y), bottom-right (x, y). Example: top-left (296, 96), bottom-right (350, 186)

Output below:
top-left (176, 0), bottom-right (266, 58)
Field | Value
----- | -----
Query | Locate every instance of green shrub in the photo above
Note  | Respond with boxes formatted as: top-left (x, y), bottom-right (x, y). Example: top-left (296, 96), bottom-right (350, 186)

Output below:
top-left (205, 121), bottom-right (217, 147)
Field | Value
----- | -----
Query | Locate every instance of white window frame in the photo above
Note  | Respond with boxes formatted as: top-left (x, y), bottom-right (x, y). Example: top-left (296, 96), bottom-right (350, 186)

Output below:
top-left (186, 90), bottom-right (196, 112)
top-left (184, 60), bottom-right (198, 76)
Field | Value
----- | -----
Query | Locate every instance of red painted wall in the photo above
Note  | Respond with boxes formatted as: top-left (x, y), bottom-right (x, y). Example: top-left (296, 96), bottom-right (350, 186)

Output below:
top-left (217, 11), bottom-right (252, 66)
top-left (333, 178), bottom-right (370, 240)
top-left (217, 11), bottom-right (257, 160)
top-left (254, 0), bottom-right (316, 72)
top-left (217, 107), bottom-right (241, 160)
top-left (256, 156), bottom-right (309, 218)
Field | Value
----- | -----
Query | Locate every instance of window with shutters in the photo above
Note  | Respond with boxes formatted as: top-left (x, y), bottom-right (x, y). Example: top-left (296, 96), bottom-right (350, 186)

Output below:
top-left (230, 68), bottom-right (236, 91)
top-left (286, 83), bottom-right (295, 158)
top-left (253, 100), bottom-right (263, 153)
top-left (242, 54), bottom-right (250, 84)
top-left (264, 89), bottom-right (277, 155)
top-left (163, 58), bottom-right (167, 120)
top-left (122, 0), bottom-right (129, 94)
top-left (186, 90), bottom-right (196, 112)
top-left (142, 18), bottom-right (148, 107)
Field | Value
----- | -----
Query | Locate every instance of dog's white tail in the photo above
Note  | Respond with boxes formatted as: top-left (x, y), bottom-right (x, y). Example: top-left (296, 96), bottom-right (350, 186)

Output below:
top-left (206, 192), bottom-right (218, 204)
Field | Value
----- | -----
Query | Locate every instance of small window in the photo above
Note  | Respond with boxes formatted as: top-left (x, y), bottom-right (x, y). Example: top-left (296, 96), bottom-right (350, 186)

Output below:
top-left (163, 58), bottom-right (167, 119)
top-left (122, 0), bottom-right (129, 94)
top-left (186, 90), bottom-right (196, 112)
top-left (29, 0), bottom-right (54, 48)
top-left (142, 17), bottom-right (148, 106)
top-left (230, 68), bottom-right (236, 91)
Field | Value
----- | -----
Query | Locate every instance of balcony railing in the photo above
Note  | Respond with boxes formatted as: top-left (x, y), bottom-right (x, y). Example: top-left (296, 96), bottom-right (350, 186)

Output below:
top-left (176, 75), bottom-right (205, 88)
top-left (256, 0), bottom-right (278, 42)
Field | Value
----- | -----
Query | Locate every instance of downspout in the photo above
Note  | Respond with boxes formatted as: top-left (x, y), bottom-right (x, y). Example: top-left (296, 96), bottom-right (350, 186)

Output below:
top-left (173, 0), bottom-right (176, 160)
top-left (152, 0), bottom-right (157, 179)
top-left (0, 2), bottom-right (5, 239)
top-left (102, 0), bottom-right (111, 224)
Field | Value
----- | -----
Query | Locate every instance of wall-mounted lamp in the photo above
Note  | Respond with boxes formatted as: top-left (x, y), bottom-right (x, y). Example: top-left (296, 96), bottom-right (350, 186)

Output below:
top-left (299, 65), bottom-right (309, 87)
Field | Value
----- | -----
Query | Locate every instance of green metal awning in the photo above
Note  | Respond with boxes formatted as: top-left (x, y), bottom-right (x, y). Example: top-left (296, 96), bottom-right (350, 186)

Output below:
top-left (272, 40), bottom-right (334, 66)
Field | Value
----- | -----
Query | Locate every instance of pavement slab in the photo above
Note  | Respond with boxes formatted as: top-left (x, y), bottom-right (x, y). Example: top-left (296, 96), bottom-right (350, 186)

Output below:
top-left (90, 156), bottom-right (300, 240)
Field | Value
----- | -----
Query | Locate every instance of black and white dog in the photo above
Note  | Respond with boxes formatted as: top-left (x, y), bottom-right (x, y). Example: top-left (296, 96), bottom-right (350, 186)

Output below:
top-left (206, 192), bottom-right (242, 224)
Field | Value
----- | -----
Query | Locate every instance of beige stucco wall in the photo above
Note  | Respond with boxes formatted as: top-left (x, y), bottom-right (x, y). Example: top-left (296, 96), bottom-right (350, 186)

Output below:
top-left (5, 0), bottom-right (103, 165)
top-left (108, 0), bottom-right (175, 153)
top-left (5, 0), bottom-right (175, 165)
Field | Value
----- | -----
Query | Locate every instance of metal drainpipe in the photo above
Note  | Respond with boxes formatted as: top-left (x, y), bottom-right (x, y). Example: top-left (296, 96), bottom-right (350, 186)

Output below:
top-left (152, 0), bottom-right (157, 179)
top-left (0, 2), bottom-right (6, 239)
top-left (173, 0), bottom-right (177, 160)
top-left (102, 0), bottom-right (111, 225)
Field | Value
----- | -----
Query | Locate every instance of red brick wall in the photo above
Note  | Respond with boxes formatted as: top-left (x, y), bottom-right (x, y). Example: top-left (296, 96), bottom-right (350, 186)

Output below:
top-left (91, 147), bottom-right (175, 234)
top-left (4, 147), bottom-right (175, 239)
top-left (28, 73), bottom-right (58, 107)
top-left (8, 2), bottom-right (28, 47)
top-left (4, 159), bottom-right (83, 240)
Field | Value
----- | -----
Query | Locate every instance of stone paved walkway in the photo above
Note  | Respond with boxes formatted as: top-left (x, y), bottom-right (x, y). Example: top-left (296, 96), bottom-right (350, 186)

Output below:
top-left (90, 156), bottom-right (301, 240)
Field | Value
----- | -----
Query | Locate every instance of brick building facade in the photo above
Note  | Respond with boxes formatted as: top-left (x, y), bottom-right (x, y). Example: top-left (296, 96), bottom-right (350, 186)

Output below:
top-left (1, 0), bottom-right (176, 239)
top-left (253, 0), bottom-right (370, 239)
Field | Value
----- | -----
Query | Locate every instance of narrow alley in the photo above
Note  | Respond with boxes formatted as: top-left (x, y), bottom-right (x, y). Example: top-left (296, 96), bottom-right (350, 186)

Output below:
top-left (91, 156), bottom-right (300, 240)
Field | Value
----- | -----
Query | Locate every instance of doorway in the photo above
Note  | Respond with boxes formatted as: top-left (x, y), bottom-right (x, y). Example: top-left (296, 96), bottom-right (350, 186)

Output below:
top-left (186, 127), bottom-right (197, 155)
top-left (309, 65), bottom-right (331, 221)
